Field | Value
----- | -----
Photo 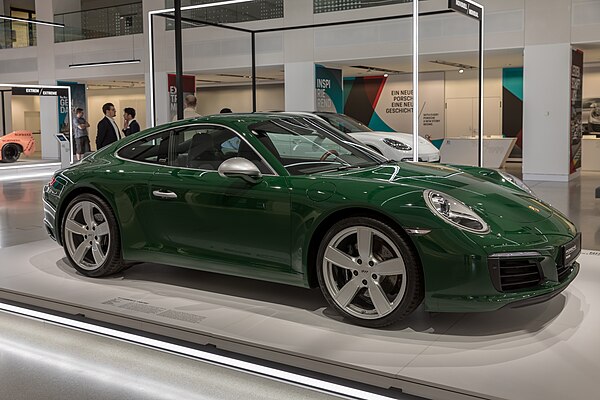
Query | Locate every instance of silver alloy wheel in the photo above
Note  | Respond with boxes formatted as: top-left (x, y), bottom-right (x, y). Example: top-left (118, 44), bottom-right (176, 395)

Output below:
top-left (64, 200), bottom-right (110, 271)
top-left (322, 226), bottom-right (407, 319)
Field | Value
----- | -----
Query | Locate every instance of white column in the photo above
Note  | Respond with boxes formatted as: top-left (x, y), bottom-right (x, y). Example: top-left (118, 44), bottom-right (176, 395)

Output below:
top-left (522, 43), bottom-right (572, 181)
top-left (521, 0), bottom-right (574, 182)
top-left (283, 0), bottom-right (315, 111)
top-left (35, 0), bottom-right (59, 160)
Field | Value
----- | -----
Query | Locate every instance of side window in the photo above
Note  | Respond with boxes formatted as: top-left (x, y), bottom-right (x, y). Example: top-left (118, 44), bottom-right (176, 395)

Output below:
top-left (117, 130), bottom-right (172, 165)
top-left (172, 125), bottom-right (271, 173)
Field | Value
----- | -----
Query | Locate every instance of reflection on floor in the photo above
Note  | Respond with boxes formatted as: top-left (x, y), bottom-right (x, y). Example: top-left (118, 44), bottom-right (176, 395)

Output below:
top-left (0, 179), bottom-right (48, 248)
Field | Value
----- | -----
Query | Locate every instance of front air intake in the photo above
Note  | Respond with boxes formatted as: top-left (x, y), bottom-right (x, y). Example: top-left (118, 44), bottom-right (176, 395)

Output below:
top-left (488, 256), bottom-right (543, 292)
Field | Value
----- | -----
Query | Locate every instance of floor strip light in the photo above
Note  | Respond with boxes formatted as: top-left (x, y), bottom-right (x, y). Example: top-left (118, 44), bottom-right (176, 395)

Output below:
top-left (0, 15), bottom-right (65, 28)
top-left (69, 59), bottom-right (141, 69)
top-left (0, 301), bottom-right (397, 400)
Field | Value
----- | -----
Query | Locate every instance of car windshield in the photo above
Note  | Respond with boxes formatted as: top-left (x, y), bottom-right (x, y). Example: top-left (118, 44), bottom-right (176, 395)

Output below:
top-left (248, 117), bottom-right (386, 175)
top-left (315, 113), bottom-right (374, 133)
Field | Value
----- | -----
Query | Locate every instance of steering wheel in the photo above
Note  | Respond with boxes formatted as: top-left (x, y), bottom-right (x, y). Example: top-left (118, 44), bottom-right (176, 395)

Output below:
top-left (319, 149), bottom-right (340, 161)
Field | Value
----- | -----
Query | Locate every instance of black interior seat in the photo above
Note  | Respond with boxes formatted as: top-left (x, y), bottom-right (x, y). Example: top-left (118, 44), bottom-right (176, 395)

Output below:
top-left (187, 133), bottom-right (223, 169)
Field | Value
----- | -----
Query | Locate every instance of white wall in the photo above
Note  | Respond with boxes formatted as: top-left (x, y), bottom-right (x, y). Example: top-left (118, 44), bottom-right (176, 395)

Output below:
top-left (583, 67), bottom-right (600, 98)
top-left (445, 68), bottom-right (503, 137)
top-left (196, 84), bottom-right (284, 115)
top-left (86, 87), bottom-right (146, 149)
top-left (11, 95), bottom-right (39, 132)
top-left (523, 43), bottom-right (571, 181)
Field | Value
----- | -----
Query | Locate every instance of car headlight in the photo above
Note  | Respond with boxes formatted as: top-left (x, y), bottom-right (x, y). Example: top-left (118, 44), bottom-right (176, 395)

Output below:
top-left (424, 189), bottom-right (490, 234)
top-left (383, 138), bottom-right (412, 151)
top-left (498, 171), bottom-right (535, 196)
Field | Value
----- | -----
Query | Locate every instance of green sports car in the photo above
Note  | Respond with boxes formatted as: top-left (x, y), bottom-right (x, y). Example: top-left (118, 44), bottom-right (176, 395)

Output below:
top-left (43, 113), bottom-right (580, 327)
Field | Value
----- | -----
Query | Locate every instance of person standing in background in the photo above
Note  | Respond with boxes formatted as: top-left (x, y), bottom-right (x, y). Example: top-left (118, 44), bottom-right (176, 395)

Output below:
top-left (96, 103), bottom-right (121, 150)
top-left (173, 95), bottom-right (201, 121)
top-left (72, 108), bottom-right (90, 160)
top-left (122, 107), bottom-right (140, 136)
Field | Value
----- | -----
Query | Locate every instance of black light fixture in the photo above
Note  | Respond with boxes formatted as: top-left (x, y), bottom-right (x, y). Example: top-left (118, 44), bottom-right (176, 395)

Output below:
top-left (0, 15), bottom-right (64, 28)
top-left (69, 59), bottom-right (141, 69)
top-left (430, 60), bottom-right (476, 71)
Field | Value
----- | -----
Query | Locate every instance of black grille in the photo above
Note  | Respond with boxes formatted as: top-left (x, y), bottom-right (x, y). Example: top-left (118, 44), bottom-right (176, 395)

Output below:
top-left (488, 257), bottom-right (542, 292)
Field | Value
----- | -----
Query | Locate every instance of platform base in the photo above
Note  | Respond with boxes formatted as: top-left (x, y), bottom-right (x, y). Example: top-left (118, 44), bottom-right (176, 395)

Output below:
top-left (0, 240), bottom-right (598, 400)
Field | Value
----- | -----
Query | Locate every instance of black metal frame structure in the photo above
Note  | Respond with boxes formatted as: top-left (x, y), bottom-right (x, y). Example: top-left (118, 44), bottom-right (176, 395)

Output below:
top-left (149, 2), bottom-right (485, 164)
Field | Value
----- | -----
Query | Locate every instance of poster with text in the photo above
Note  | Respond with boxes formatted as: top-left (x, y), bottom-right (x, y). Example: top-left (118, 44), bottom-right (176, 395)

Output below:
top-left (570, 49), bottom-right (583, 174)
top-left (168, 74), bottom-right (196, 120)
top-left (344, 72), bottom-right (445, 144)
top-left (57, 81), bottom-right (86, 136)
top-left (315, 65), bottom-right (343, 113)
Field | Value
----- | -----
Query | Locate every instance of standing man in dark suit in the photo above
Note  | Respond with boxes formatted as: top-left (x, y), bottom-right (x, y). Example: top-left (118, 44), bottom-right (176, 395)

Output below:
top-left (122, 107), bottom-right (140, 137)
top-left (96, 103), bottom-right (121, 150)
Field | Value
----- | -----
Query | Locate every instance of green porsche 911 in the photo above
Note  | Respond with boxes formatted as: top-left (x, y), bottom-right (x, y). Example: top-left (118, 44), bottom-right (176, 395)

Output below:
top-left (43, 113), bottom-right (580, 327)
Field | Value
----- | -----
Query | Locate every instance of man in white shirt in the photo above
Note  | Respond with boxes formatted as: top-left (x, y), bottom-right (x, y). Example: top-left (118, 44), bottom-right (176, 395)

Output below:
top-left (173, 94), bottom-right (201, 121)
top-left (96, 103), bottom-right (121, 150)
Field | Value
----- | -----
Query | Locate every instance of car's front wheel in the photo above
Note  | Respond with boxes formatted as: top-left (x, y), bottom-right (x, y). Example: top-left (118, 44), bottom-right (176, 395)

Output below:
top-left (1, 144), bottom-right (21, 163)
top-left (317, 217), bottom-right (424, 327)
top-left (62, 193), bottom-right (125, 277)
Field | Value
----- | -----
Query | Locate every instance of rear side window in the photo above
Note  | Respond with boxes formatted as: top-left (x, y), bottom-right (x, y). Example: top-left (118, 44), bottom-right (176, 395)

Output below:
top-left (118, 130), bottom-right (172, 165)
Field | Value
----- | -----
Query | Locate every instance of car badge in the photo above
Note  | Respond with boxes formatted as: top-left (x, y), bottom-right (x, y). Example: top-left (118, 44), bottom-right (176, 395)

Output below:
top-left (528, 205), bottom-right (540, 213)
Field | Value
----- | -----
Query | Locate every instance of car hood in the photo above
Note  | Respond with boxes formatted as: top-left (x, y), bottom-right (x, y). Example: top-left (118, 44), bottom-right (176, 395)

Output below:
top-left (316, 162), bottom-right (556, 225)
top-left (349, 131), bottom-right (439, 153)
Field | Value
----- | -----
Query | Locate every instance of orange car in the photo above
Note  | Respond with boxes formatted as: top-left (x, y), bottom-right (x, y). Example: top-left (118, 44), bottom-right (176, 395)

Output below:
top-left (0, 131), bottom-right (36, 163)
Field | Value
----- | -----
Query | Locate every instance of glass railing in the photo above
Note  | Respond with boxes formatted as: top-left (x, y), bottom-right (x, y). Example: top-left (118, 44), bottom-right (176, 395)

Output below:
top-left (54, 2), bottom-right (143, 43)
top-left (314, 0), bottom-right (415, 14)
top-left (0, 20), bottom-right (37, 49)
top-left (165, 0), bottom-right (283, 29)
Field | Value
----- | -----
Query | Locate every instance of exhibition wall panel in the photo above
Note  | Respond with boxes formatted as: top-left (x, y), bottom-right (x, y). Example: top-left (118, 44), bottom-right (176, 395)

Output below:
top-left (11, 96), bottom-right (39, 133)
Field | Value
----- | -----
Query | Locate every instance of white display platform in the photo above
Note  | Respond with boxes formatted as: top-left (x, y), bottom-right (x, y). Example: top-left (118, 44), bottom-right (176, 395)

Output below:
top-left (440, 137), bottom-right (516, 168)
top-left (582, 136), bottom-right (600, 172)
top-left (0, 160), bottom-right (60, 181)
top-left (1, 239), bottom-right (598, 400)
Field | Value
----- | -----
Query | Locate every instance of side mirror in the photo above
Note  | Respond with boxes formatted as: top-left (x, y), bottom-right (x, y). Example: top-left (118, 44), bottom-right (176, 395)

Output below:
top-left (218, 157), bottom-right (263, 184)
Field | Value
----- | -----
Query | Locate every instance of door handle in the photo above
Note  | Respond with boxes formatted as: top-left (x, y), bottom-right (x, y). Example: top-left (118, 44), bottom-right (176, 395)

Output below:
top-left (152, 190), bottom-right (178, 199)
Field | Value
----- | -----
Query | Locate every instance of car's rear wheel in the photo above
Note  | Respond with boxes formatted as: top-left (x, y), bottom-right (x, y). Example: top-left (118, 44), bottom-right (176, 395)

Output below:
top-left (317, 217), bottom-right (423, 327)
top-left (62, 193), bottom-right (125, 277)
top-left (1, 144), bottom-right (21, 163)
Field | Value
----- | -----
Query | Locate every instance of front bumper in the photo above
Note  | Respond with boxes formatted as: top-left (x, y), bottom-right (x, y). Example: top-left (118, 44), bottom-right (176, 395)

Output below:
top-left (413, 228), bottom-right (581, 313)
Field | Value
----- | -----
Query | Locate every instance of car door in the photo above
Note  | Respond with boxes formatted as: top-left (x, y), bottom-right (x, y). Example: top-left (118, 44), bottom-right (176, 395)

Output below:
top-left (148, 124), bottom-right (292, 276)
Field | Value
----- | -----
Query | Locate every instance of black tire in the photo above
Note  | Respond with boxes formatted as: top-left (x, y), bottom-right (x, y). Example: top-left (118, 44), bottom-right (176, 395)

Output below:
top-left (1, 144), bottom-right (21, 163)
top-left (61, 193), bottom-right (126, 277)
top-left (316, 217), bottom-right (424, 327)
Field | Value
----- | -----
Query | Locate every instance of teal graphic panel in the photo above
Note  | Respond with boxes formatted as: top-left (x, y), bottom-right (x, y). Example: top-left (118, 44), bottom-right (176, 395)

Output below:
top-left (315, 65), bottom-right (343, 112)
top-left (57, 81), bottom-right (86, 135)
